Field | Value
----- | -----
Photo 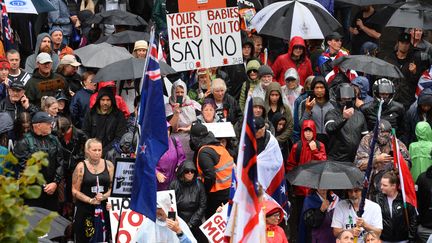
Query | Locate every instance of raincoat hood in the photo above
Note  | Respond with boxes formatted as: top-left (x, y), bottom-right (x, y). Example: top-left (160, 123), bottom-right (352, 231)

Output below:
top-left (265, 82), bottom-right (284, 108)
top-left (288, 36), bottom-right (306, 61)
top-left (271, 112), bottom-right (286, 135)
top-left (246, 60), bottom-right (261, 73)
top-left (170, 80), bottom-right (188, 104)
top-left (97, 80), bottom-right (117, 95)
top-left (352, 76), bottom-right (370, 100)
top-left (263, 199), bottom-right (284, 224)
top-left (94, 86), bottom-right (118, 110)
top-left (242, 37), bottom-right (255, 58)
top-left (284, 68), bottom-right (300, 82)
top-left (418, 88), bottom-right (432, 106)
top-left (253, 97), bottom-right (268, 118)
top-left (176, 160), bottom-right (197, 182)
top-left (301, 119), bottom-right (317, 143)
top-left (415, 121), bottom-right (432, 142)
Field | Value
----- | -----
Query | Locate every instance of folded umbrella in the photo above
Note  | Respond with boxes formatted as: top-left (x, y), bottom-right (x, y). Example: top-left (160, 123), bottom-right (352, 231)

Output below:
top-left (87, 9), bottom-right (147, 26)
top-left (332, 55), bottom-right (404, 79)
top-left (286, 160), bottom-right (364, 189)
top-left (251, 0), bottom-right (341, 40)
top-left (74, 42), bottom-right (133, 68)
top-left (367, 1), bottom-right (432, 30)
top-left (94, 30), bottom-right (150, 44)
top-left (93, 57), bottom-right (176, 82)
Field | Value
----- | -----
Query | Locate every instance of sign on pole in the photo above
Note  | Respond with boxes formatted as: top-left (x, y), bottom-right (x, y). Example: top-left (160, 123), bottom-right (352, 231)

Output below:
top-left (166, 0), bottom-right (243, 72)
top-left (200, 204), bottom-right (228, 243)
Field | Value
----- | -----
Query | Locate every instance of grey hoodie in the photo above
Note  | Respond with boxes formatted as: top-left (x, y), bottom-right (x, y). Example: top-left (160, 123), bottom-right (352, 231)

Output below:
top-left (24, 33), bottom-right (60, 74)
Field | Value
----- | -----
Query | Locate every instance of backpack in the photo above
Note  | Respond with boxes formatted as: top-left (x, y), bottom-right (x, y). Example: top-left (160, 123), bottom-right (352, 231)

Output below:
top-left (295, 140), bottom-right (321, 163)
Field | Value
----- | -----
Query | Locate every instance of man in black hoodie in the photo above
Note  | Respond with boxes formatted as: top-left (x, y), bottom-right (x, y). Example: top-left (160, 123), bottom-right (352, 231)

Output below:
top-left (189, 123), bottom-right (234, 218)
top-left (403, 88), bottom-right (432, 145)
top-left (82, 87), bottom-right (127, 156)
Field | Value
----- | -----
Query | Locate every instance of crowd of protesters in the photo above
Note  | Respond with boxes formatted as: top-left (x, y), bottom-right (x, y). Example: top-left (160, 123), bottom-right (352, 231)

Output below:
top-left (1, 0), bottom-right (432, 243)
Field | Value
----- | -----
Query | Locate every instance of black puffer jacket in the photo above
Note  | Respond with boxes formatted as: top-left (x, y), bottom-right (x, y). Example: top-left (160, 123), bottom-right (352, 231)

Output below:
top-left (373, 192), bottom-right (417, 242)
top-left (169, 160), bottom-right (207, 228)
top-left (360, 99), bottom-right (405, 136)
top-left (417, 165), bottom-right (432, 228)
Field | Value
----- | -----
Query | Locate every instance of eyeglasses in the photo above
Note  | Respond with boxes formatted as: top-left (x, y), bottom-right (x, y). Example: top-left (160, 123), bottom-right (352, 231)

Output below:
top-left (248, 69), bottom-right (258, 73)
top-left (267, 212), bottom-right (281, 218)
top-left (184, 169), bottom-right (195, 174)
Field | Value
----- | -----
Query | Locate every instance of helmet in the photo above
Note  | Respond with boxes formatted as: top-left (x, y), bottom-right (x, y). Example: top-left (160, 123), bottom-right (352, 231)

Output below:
top-left (336, 83), bottom-right (355, 108)
top-left (373, 78), bottom-right (395, 105)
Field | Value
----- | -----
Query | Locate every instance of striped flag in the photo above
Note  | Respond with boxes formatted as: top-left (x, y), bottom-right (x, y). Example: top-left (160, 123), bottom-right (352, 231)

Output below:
top-left (1, 0), bottom-right (14, 51)
top-left (224, 96), bottom-right (265, 243)
top-left (227, 166), bottom-right (237, 219)
top-left (391, 130), bottom-right (417, 209)
top-left (416, 68), bottom-right (432, 98)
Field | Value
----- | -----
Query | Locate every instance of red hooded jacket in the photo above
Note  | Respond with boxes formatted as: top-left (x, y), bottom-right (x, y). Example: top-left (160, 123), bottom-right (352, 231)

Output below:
top-left (271, 36), bottom-right (313, 86)
top-left (263, 199), bottom-right (289, 243)
top-left (286, 120), bottom-right (327, 196)
top-left (89, 81), bottom-right (130, 119)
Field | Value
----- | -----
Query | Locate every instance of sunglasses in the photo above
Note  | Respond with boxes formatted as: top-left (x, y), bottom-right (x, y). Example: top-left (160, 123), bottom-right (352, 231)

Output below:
top-left (184, 169), bottom-right (195, 174)
top-left (293, 45), bottom-right (304, 50)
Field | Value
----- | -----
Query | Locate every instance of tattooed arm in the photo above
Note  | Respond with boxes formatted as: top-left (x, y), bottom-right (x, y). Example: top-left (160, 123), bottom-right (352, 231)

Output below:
top-left (72, 162), bottom-right (96, 204)
top-left (103, 160), bottom-right (115, 200)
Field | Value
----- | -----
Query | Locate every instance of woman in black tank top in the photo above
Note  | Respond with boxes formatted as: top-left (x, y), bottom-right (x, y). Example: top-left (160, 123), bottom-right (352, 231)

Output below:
top-left (72, 138), bottom-right (114, 242)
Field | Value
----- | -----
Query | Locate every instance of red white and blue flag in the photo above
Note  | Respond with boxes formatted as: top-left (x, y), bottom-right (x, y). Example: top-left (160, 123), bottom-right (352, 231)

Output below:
top-left (225, 96), bottom-right (265, 243)
top-left (416, 68), bottom-right (432, 98)
top-left (1, 1), bottom-right (14, 51)
top-left (130, 30), bottom-right (169, 221)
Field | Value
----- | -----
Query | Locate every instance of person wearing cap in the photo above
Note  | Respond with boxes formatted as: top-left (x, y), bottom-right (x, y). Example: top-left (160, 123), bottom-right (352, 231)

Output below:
top-left (14, 111), bottom-right (65, 212)
top-left (6, 49), bottom-right (31, 86)
top-left (281, 68), bottom-right (303, 113)
top-left (0, 79), bottom-right (37, 123)
top-left (324, 83), bottom-right (368, 162)
top-left (239, 59), bottom-right (262, 111)
top-left (403, 88), bottom-right (432, 145)
top-left (317, 32), bottom-right (353, 81)
top-left (50, 27), bottom-right (74, 58)
top-left (349, 5), bottom-right (381, 55)
top-left (25, 52), bottom-right (67, 108)
top-left (372, 170), bottom-right (417, 243)
top-left (188, 68), bottom-right (211, 103)
top-left (56, 54), bottom-right (82, 94)
top-left (251, 64), bottom-right (274, 102)
top-left (133, 192), bottom-right (197, 243)
top-left (48, 0), bottom-right (72, 44)
top-left (133, 40), bottom-right (148, 59)
top-left (189, 122), bottom-right (234, 218)
top-left (25, 33), bottom-right (60, 74)
top-left (383, 32), bottom-right (423, 110)
top-left (331, 186), bottom-right (382, 243)
top-left (272, 36), bottom-right (313, 86)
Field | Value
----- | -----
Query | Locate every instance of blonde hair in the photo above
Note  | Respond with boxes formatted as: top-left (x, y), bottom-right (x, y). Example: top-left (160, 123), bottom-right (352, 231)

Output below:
top-left (84, 138), bottom-right (102, 158)
top-left (41, 96), bottom-right (58, 111)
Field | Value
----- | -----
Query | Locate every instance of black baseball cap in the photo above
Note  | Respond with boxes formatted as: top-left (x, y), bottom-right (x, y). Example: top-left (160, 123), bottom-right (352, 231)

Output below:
top-left (398, 32), bottom-right (411, 43)
top-left (9, 80), bottom-right (25, 90)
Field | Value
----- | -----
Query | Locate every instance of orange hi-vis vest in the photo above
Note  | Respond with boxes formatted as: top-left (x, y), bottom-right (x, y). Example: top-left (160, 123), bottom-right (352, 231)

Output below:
top-left (196, 145), bottom-right (234, 193)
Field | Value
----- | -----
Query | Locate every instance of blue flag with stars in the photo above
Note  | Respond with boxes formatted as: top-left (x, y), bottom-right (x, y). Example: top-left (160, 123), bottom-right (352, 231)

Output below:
top-left (130, 32), bottom-right (168, 222)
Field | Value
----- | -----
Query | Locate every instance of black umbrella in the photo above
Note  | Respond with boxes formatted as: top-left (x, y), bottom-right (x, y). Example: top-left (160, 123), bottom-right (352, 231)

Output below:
top-left (368, 1), bottom-right (432, 29)
top-left (334, 0), bottom-right (398, 6)
top-left (238, 0), bottom-right (263, 10)
top-left (332, 55), bottom-right (404, 79)
top-left (251, 0), bottom-right (341, 40)
top-left (26, 207), bottom-right (71, 240)
top-left (87, 10), bottom-right (147, 26)
top-left (74, 42), bottom-right (133, 68)
top-left (95, 30), bottom-right (150, 44)
top-left (286, 161), bottom-right (364, 189)
top-left (93, 57), bottom-right (176, 82)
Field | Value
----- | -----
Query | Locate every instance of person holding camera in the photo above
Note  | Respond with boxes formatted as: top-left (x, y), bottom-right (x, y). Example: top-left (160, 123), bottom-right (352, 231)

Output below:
top-left (324, 83), bottom-right (368, 162)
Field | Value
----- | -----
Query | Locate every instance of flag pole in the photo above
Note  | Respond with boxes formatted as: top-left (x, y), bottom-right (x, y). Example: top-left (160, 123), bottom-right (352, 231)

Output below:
top-left (229, 203), bottom-right (238, 243)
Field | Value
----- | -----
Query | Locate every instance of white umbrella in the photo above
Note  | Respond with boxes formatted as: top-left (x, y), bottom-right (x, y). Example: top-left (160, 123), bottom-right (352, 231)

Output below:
top-left (251, 0), bottom-right (341, 40)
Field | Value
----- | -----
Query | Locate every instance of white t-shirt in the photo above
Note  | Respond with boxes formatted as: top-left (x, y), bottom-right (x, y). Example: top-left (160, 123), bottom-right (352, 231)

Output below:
top-left (331, 199), bottom-right (383, 243)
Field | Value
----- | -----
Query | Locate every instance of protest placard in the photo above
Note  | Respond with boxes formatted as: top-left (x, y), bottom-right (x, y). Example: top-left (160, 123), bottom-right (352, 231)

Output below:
top-left (200, 204), bottom-right (228, 243)
top-left (111, 158), bottom-right (135, 197)
top-left (166, 1), bottom-right (242, 72)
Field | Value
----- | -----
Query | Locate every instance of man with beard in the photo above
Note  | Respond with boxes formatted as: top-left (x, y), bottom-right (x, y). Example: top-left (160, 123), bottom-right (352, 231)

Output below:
top-left (349, 5), bottom-right (381, 55)
top-left (25, 33), bottom-right (60, 74)
top-left (331, 187), bottom-right (382, 243)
